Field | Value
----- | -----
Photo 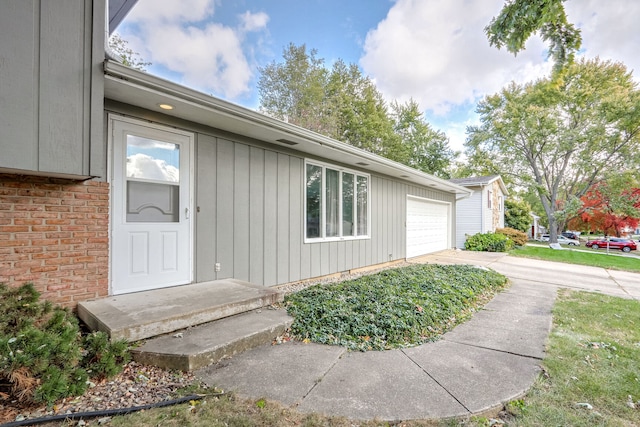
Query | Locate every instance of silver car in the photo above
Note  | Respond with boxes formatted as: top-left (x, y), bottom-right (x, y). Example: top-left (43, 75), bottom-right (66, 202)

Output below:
top-left (540, 234), bottom-right (580, 246)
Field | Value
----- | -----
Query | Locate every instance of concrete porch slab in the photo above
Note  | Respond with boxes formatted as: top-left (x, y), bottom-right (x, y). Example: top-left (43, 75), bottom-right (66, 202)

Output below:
top-left (132, 308), bottom-right (293, 371)
top-left (77, 279), bottom-right (283, 342)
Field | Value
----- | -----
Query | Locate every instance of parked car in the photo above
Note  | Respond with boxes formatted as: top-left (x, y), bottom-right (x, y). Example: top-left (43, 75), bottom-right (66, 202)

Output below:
top-left (540, 234), bottom-right (580, 246)
top-left (585, 237), bottom-right (637, 252)
top-left (562, 231), bottom-right (579, 240)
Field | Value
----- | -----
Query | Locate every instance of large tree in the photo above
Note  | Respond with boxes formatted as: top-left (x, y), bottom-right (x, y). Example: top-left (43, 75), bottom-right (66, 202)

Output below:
top-left (389, 100), bottom-right (456, 178)
top-left (486, 0), bottom-right (581, 71)
top-left (258, 44), bottom-right (456, 177)
top-left (465, 58), bottom-right (640, 242)
top-left (257, 44), bottom-right (331, 135)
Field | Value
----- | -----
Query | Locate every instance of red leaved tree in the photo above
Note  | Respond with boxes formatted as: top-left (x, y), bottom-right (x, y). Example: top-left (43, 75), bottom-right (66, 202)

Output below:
top-left (568, 181), bottom-right (640, 237)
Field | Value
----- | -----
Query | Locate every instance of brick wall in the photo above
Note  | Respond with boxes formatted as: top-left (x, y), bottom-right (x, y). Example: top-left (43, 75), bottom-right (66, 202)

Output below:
top-left (0, 174), bottom-right (109, 308)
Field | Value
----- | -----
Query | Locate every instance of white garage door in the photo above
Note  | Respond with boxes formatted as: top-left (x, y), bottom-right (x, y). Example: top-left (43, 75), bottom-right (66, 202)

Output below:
top-left (406, 196), bottom-right (450, 258)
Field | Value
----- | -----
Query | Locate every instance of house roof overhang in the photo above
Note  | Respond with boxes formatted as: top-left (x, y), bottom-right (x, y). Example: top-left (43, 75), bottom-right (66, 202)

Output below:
top-left (103, 60), bottom-right (472, 198)
top-left (449, 175), bottom-right (508, 197)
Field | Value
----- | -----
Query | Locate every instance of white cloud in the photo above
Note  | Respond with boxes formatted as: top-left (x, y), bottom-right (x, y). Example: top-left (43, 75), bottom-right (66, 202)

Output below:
top-left (119, 0), bottom-right (268, 99)
top-left (239, 11), bottom-right (269, 32)
top-left (565, 0), bottom-right (640, 80)
top-left (360, 0), bottom-right (553, 116)
top-left (127, 153), bottom-right (179, 182)
top-left (361, 0), bottom-right (640, 151)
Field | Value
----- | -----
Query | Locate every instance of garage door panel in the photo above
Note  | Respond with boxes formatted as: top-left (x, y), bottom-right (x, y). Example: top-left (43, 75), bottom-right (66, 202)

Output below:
top-left (406, 197), bottom-right (450, 258)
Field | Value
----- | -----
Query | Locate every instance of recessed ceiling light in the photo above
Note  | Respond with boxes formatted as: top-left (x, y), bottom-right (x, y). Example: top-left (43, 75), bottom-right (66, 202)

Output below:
top-left (356, 162), bottom-right (369, 166)
top-left (158, 103), bottom-right (174, 110)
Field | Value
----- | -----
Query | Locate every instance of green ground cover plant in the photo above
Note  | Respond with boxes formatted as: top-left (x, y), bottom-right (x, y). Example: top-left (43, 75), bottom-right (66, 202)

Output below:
top-left (510, 246), bottom-right (640, 273)
top-left (0, 283), bottom-right (130, 405)
top-left (285, 264), bottom-right (508, 351)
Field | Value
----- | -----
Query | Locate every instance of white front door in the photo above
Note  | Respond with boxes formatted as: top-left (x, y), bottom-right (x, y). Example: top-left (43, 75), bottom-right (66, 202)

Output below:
top-left (110, 116), bottom-right (193, 295)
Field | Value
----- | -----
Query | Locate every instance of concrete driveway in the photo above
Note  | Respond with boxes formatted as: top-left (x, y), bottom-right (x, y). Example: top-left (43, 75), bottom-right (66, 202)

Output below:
top-left (416, 249), bottom-right (640, 301)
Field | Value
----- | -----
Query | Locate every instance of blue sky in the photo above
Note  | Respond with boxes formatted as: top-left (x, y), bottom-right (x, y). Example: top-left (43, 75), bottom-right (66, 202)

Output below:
top-left (117, 0), bottom-right (640, 154)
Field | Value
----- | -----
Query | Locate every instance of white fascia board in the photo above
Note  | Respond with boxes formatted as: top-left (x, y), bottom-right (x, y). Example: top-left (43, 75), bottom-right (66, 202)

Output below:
top-left (103, 60), bottom-right (471, 196)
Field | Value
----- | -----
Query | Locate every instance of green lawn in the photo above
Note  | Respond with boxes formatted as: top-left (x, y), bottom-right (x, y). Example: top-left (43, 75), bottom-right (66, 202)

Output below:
top-left (458, 290), bottom-right (640, 427)
top-left (510, 245), bottom-right (640, 273)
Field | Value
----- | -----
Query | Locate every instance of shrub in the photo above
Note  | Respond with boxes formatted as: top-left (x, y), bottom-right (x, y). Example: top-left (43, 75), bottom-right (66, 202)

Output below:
top-left (496, 227), bottom-right (528, 246)
top-left (0, 283), bottom-right (130, 405)
top-left (465, 232), bottom-right (514, 252)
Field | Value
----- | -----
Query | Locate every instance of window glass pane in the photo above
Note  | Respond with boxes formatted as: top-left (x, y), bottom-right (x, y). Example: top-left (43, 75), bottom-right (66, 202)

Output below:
top-left (306, 164), bottom-right (322, 238)
top-left (127, 181), bottom-right (179, 222)
top-left (325, 169), bottom-right (339, 237)
top-left (357, 176), bottom-right (368, 235)
top-left (126, 135), bottom-right (180, 182)
top-left (342, 172), bottom-right (354, 236)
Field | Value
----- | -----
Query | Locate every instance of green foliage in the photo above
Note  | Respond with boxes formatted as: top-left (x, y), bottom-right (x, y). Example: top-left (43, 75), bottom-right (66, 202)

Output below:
top-left (466, 58), bottom-right (640, 240)
top-left (504, 199), bottom-right (533, 232)
top-left (464, 232), bottom-right (514, 252)
top-left (285, 264), bottom-right (508, 351)
top-left (485, 0), bottom-right (581, 72)
top-left (108, 33), bottom-right (151, 71)
top-left (257, 43), bottom-right (456, 178)
top-left (496, 227), bottom-right (529, 246)
top-left (0, 283), bottom-right (130, 405)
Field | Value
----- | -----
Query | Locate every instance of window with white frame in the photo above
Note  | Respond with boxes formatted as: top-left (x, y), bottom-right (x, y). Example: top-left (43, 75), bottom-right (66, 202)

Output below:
top-left (305, 160), bottom-right (369, 241)
top-left (487, 190), bottom-right (493, 209)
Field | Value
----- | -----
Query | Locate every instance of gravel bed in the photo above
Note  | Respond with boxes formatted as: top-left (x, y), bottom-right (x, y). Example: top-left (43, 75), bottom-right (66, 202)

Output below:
top-left (274, 261), bottom-right (412, 296)
top-left (1, 362), bottom-right (200, 425)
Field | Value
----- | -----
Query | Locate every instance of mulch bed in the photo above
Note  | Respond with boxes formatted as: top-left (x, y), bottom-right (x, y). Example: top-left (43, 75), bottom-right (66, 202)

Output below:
top-left (1, 362), bottom-right (198, 426)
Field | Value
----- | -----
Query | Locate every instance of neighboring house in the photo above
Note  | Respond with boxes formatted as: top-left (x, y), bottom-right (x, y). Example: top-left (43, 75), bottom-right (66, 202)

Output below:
top-left (448, 176), bottom-right (508, 249)
top-left (527, 213), bottom-right (544, 240)
top-left (0, 0), bottom-right (472, 308)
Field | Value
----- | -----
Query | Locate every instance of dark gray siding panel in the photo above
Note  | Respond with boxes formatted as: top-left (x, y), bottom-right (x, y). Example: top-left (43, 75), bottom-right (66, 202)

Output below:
top-left (195, 134), bottom-right (217, 282)
top-left (233, 144), bottom-right (250, 281)
top-left (288, 157), bottom-right (302, 282)
top-left (249, 147), bottom-right (265, 284)
top-left (0, 1), bottom-right (38, 170)
top-left (38, 0), bottom-right (88, 174)
top-left (0, 0), bottom-right (102, 177)
top-left (216, 139), bottom-right (235, 279)
top-left (263, 151), bottom-right (278, 286)
top-left (276, 154), bottom-right (290, 284)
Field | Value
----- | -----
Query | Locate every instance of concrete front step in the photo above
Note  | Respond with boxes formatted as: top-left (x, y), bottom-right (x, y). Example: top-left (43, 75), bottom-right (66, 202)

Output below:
top-left (131, 308), bottom-right (293, 371)
top-left (77, 279), bottom-right (284, 342)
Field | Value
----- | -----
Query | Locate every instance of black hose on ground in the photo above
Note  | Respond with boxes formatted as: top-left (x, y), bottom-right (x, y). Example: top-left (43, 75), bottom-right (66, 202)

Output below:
top-left (1, 393), bottom-right (221, 427)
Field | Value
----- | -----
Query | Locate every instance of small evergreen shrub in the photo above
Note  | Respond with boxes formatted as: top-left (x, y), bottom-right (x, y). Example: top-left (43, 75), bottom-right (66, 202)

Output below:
top-left (0, 283), bottom-right (130, 405)
top-left (465, 232), bottom-right (514, 252)
top-left (496, 227), bottom-right (528, 246)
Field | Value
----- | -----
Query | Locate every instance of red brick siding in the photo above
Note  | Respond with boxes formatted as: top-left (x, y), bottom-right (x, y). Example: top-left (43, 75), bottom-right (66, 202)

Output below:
top-left (0, 174), bottom-right (109, 308)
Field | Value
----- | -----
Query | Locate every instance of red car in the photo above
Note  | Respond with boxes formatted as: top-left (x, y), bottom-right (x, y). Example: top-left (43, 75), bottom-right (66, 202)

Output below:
top-left (585, 237), bottom-right (637, 252)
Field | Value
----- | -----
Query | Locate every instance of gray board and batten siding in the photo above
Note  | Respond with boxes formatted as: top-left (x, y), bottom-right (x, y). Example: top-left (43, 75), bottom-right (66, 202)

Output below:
top-left (106, 104), bottom-right (456, 288)
top-left (0, 0), bottom-right (105, 178)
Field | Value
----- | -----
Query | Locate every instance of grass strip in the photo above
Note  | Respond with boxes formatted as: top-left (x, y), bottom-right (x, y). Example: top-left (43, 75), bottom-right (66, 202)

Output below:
top-left (494, 290), bottom-right (640, 427)
top-left (510, 246), bottom-right (640, 273)
top-left (285, 264), bottom-right (508, 351)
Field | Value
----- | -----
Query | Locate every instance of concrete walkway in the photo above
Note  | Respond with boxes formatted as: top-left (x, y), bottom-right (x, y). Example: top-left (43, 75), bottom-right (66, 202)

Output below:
top-left (196, 251), bottom-right (640, 421)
